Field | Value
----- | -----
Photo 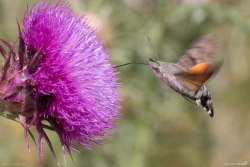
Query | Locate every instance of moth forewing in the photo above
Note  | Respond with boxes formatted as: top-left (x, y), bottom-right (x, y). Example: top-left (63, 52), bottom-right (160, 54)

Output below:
top-left (175, 35), bottom-right (218, 70)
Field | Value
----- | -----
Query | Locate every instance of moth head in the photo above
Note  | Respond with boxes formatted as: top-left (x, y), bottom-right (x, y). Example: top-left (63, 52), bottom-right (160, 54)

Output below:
top-left (149, 58), bottom-right (161, 73)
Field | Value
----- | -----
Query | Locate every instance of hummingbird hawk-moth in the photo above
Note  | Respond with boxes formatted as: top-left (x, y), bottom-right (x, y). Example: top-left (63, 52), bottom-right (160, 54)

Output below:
top-left (115, 35), bottom-right (221, 117)
top-left (149, 35), bottom-right (221, 117)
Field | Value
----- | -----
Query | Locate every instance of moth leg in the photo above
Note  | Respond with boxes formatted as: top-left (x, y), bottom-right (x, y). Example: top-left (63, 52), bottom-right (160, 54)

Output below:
top-left (182, 95), bottom-right (197, 105)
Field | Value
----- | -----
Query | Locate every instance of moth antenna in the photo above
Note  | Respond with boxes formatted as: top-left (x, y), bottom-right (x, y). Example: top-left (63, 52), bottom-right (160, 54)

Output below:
top-left (147, 36), bottom-right (159, 61)
top-left (114, 62), bottom-right (149, 68)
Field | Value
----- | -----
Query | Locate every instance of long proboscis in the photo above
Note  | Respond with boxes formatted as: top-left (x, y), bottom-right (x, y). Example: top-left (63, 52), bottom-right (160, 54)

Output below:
top-left (114, 62), bottom-right (149, 68)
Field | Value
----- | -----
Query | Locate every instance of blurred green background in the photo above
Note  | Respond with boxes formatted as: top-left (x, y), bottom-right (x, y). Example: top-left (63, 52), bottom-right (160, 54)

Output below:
top-left (0, 0), bottom-right (250, 167)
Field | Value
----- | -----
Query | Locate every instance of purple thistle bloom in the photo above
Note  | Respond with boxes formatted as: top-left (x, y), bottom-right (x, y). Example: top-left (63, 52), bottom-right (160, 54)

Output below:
top-left (0, 0), bottom-right (120, 165)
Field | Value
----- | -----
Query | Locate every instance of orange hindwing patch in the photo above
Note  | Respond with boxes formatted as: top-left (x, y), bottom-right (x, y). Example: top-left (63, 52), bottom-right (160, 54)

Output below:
top-left (188, 62), bottom-right (211, 74)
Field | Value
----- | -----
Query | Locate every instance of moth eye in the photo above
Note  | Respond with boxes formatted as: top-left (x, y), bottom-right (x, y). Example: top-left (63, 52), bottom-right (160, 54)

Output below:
top-left (153, 67), bottom-right (160, 73)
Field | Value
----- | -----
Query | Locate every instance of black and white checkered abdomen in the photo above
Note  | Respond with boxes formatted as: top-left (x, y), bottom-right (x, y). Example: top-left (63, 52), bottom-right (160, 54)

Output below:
top-left (195, 86), bottom-right (214, 117)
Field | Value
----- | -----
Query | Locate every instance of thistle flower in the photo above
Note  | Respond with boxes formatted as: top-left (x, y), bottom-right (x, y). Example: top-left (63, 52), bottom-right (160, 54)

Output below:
top-left (0, 0), bottom-right (120, 165)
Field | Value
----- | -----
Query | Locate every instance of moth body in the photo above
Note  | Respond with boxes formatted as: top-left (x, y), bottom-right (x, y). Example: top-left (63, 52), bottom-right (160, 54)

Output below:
top-left (149, 61), bottom-right (190, 96)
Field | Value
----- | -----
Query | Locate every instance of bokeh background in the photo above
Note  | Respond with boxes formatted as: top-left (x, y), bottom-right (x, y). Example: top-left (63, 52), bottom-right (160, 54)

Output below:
top-left (0, 0), bottom-right (250, 167)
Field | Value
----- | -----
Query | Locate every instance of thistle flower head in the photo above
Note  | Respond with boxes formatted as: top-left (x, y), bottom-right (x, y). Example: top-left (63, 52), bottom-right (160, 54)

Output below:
top-left (0, 0), bottom-right (120, 165)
